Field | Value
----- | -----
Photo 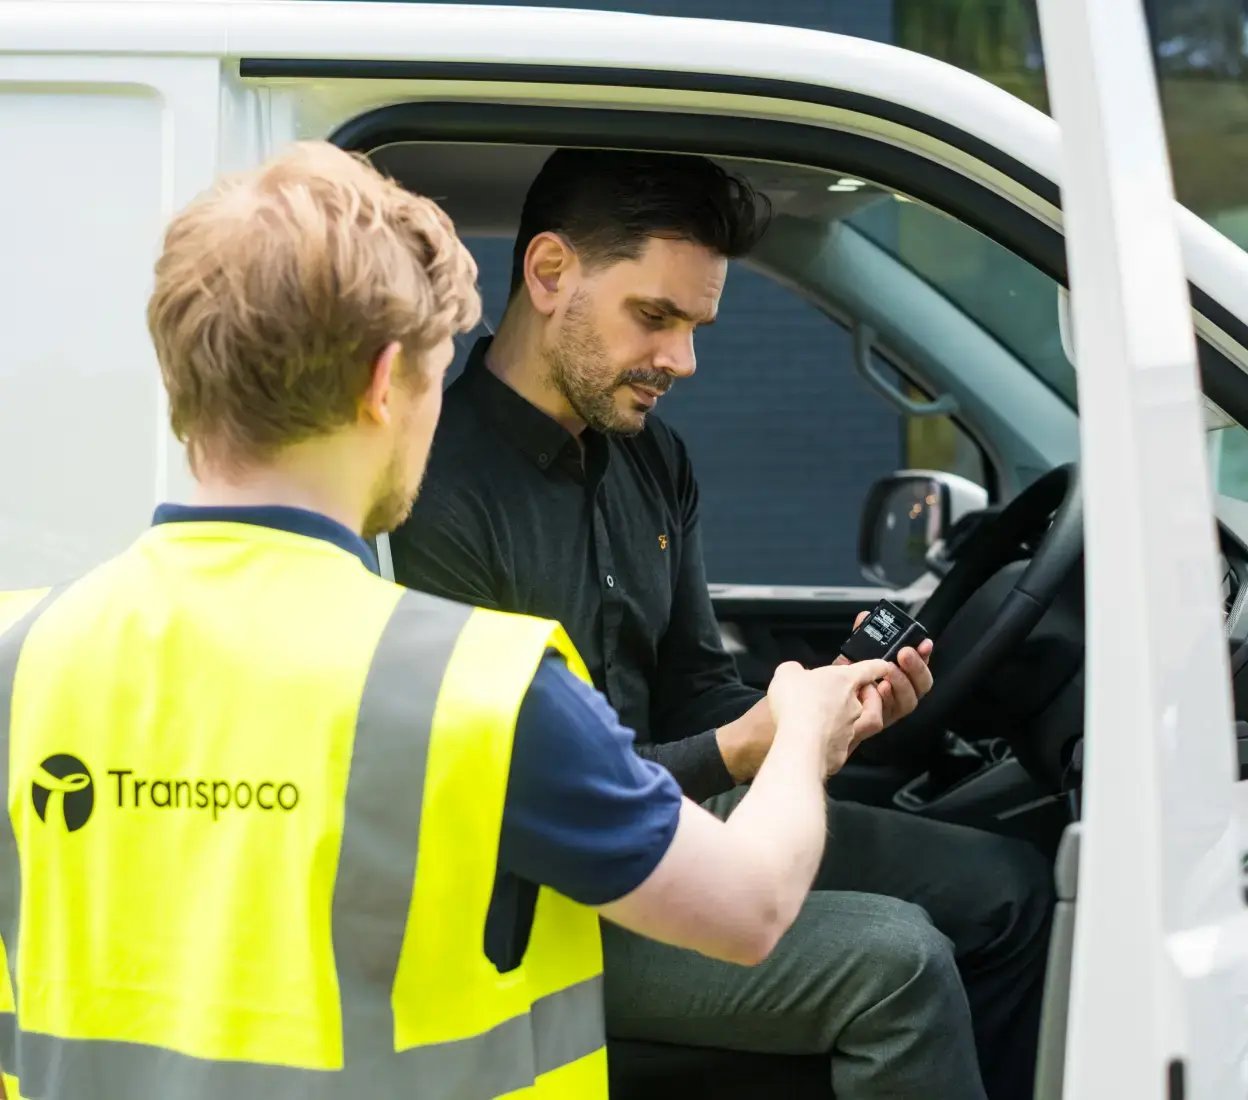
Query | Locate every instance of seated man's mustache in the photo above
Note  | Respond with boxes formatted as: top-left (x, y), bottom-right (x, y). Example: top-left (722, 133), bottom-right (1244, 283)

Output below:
top-left (617, 369), bottom-right (673, 394)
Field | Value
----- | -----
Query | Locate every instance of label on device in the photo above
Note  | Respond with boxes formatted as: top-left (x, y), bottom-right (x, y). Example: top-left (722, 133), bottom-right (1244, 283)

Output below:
top-left (839, 599), bottom-right (928, 664)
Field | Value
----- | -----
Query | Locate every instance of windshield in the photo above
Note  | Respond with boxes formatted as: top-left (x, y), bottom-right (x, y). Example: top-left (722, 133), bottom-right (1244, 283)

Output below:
top-left (847, 194), bottom-right (1078, 407)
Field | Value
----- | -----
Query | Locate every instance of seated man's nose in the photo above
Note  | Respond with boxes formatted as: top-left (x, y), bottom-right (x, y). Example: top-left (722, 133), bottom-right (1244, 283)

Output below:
top-left (656, 343), bottom-right (697, 379)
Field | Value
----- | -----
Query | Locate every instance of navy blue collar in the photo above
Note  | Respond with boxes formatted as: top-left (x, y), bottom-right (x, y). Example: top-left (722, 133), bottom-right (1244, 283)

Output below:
top-left (152, 503), bottom-right (379, 574)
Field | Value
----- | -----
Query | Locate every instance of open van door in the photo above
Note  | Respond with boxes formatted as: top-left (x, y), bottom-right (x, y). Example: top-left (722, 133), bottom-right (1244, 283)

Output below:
top-left (1035, 1), bottom-right (1248, 1097)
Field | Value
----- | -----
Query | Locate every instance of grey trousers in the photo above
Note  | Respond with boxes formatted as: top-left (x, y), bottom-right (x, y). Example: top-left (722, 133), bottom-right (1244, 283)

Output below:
top-left (602, 790), bottom-right (1054, 1100)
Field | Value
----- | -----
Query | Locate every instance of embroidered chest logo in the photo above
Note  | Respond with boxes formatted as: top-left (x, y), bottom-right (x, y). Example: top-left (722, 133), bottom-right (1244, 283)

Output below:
top-left (658, 534), bottom-right (669, 551)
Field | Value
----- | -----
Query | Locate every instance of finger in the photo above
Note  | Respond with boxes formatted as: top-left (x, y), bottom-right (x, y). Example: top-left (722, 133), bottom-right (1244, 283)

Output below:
top-left (832, 655), bottom-right (850, 667)
top-left (854, 684), bottom-right (884, 738)
top-left (849, 721), bottom-right (878, 754)
top-left (871, 678), bottom-right (895, 725)
top-left (917, 638), bottom-right (934, 662)
top-left (884, 660), bottom-right (919, 717)
top-left (898, 648), bottom-right (935, 698)
top-left (846, 659), bottom-right (892, 688)
top-left (857, 682), bottom-right (882, 708)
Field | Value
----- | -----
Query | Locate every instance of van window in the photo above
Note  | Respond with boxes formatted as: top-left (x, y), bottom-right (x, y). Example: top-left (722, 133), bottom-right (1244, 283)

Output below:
top-left (660, 264), bottom-right (906, 586)
top-left (848, 196), bottom-right (1076, 409)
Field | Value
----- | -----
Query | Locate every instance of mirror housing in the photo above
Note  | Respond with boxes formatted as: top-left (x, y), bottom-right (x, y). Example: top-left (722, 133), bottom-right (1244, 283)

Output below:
top-left (859, 471), bottom-right (989, 588)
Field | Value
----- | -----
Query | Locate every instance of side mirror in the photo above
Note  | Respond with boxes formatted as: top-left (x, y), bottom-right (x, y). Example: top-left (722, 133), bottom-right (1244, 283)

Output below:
top-left (859, 471), bottom-right (989, 588)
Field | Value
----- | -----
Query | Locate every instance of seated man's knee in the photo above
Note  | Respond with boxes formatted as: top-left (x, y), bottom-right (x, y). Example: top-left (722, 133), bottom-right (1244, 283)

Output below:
top-left (856, 896), bottom-right (961, 999)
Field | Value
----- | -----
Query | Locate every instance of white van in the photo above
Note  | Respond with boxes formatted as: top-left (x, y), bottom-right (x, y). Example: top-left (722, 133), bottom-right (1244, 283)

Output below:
top-left (2, 2), bottom-right (1246, 1097)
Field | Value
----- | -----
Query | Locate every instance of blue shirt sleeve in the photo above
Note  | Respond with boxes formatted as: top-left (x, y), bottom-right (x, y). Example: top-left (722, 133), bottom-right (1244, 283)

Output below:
top-left (499, 654), bottom-right (683, 906)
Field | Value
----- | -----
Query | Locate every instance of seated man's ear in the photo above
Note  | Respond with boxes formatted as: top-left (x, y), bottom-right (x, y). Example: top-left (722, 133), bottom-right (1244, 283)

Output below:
top-left (524, 232), bottom-right (575, 316)
top-left (360, 340), bottom-right (405, 426)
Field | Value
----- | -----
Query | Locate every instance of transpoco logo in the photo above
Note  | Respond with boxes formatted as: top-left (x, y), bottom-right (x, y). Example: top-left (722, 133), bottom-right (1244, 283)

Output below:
top-left (30, 756), bottom-right (300, 828)
top-left (32, 754), bottom-right (95, 832)
top-left (107, 770), bottom-right (300, 820)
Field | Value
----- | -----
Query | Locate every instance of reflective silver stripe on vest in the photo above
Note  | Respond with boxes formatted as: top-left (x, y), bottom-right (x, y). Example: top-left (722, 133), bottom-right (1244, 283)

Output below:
top-left (0, 589), bottom-right (605, 1099)
top-left (0, 977), bottom-right (605, 1099)
top-left (331, 589), bottom-right (473, 1069)
top-left (0, 590), bottom-right (61, 1016)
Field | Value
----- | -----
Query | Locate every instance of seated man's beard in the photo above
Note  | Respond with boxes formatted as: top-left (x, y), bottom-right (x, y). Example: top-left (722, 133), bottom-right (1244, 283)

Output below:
top-left (546, 297), bottom-right (670, 436)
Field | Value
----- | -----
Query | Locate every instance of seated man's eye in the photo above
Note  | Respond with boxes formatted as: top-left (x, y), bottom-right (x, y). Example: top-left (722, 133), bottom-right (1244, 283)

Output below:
top-left (639, 309), bottom-right (664, 327)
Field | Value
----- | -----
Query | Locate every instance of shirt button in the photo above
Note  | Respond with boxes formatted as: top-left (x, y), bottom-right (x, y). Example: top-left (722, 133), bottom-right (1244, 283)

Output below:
top-left (538, 452), bottom-right (550, 466)
top-left (605, 574), bottom-right (615, 588)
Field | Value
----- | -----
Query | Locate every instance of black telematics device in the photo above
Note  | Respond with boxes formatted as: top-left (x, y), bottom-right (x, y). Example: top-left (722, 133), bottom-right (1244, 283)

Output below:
top-left (839, 599), bottom-right (928, 664)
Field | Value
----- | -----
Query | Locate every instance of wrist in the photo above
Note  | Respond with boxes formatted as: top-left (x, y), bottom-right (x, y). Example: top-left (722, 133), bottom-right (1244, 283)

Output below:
top-left (769, 714), bottom-right (826, 764)
top-left (715, 705), bottom-right (775, 783)
top-left (715, 723), bottom-right (753, 783)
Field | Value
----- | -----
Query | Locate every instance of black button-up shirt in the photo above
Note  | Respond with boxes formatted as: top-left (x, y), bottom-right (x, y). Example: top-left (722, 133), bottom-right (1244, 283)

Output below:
top-left (392, 338), bottom-right (762, 801)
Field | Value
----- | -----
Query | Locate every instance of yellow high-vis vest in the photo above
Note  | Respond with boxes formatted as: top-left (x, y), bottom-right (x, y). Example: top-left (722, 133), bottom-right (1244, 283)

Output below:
top-left (0, 521), bottom-right (607, 1099)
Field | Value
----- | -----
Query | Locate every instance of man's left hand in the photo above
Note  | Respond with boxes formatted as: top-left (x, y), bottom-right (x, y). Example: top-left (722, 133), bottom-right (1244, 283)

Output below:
top-left (834, 611), bottom-right (934, 743)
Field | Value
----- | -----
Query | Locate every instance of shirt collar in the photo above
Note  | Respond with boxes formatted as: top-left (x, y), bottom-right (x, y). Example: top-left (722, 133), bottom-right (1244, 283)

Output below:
top-left (461, 336), bottom-right (585, 474)
top-left (152, 503), bottom-right (380, 574)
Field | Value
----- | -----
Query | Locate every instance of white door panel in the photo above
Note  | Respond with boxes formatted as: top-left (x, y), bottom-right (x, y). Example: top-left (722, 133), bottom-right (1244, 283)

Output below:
top-left (0, 55), bottom-right (220, 587)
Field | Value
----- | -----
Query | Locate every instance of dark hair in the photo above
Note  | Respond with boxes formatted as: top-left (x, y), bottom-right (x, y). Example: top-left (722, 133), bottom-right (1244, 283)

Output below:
top-left (510, 149), bottom-right (770, 294)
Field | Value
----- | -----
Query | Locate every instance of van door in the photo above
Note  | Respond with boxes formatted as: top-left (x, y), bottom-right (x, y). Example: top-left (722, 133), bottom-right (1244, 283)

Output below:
top-left (1038, 2), bottom-right (1248, 1098)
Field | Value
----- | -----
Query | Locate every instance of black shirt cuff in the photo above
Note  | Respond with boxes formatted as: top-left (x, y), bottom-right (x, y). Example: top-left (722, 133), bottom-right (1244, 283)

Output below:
top-left (633, 729), bottom-right (736, 803)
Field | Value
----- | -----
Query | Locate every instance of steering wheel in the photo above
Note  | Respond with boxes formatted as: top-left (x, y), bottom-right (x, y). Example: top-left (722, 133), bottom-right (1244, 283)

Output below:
top-left (891, 462), bottom-right (1083, 750)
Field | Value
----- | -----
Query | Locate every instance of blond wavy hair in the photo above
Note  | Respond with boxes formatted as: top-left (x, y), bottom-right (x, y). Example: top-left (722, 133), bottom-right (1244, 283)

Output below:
top-left (147, 141), bottom-right (481, 470)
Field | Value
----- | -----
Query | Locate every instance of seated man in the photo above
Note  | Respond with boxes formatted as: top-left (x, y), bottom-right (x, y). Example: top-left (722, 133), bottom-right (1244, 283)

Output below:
top-left (392, 149), bottom-right (1053, 1100)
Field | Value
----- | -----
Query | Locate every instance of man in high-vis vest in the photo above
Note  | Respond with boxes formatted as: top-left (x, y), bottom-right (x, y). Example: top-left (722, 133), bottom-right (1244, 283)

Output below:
top-left (0, 142), bottom-right (894, 1100)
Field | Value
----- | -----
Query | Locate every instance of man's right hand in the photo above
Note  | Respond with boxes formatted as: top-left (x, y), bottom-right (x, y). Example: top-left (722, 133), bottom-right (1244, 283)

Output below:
top-left (716, 658), bottom-right (894, 782)
top-left (603, 657), bottom-right (891, 966)
top-left (768, 660), bottom-right (893, 776)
